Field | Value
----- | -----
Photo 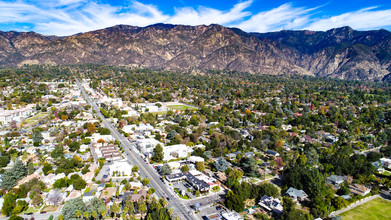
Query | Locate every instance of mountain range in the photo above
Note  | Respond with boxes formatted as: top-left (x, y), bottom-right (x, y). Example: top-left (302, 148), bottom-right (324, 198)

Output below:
top-left (0, 24), bottom-right (390, 81)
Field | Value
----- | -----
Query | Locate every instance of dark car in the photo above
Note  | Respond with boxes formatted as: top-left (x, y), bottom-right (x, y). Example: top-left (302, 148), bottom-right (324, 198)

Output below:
top-left (216, 206), bottom-right (222, 211)
top-left (166, 197), bottom-right (170, 201)
top-left (40, 211), bottom-right (47, 214)
top-left (25, 212), bottom-right (33, 215)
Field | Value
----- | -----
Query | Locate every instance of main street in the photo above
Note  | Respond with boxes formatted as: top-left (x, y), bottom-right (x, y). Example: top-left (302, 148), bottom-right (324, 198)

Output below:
top-left (72, 74), bottom-right (196, 220)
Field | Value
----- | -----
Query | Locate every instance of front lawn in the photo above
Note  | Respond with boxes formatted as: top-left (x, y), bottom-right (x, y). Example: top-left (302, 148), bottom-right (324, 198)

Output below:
top-left (24, 205), bottom-right (43, 214)
top-left (340, 197), bottom-right (391, 220)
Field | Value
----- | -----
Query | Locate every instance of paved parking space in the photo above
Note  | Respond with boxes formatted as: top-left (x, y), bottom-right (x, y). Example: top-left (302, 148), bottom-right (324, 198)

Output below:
top-left (195, 204), bottom-right (226, 219)
top-left (96, 164), bottom-right (110, 181)
top-left (172, 181), bottom-right (196, 199)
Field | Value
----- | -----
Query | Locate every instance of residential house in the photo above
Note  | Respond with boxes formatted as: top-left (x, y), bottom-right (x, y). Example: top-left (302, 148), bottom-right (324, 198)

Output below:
top-left (259, 195), bottom-right (283, 215)
top-left (123, 189), bottom-right (147, 203)
top-left (380, 158), bottom-right (391, 169)
top-left (266, 150), bottom-right (280, 157)
top-left (100, 187), bottom-right (117, 203)
top-left (349, 184), bottom-right (371, 196)
top-left (372, 161), bottom-right (385, 173)
top-left (286, 187), bottom-right (308, 202)
top-left (66, 190), bottom-right (82, 201)
top-left (327, 175), bottom-right (346, 188)
top-left (83, 191), bottom-right (97, 203)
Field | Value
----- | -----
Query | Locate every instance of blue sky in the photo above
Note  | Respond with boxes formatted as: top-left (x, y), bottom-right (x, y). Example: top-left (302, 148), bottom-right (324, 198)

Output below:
top-left (1, 0), bottom-right (391, 36)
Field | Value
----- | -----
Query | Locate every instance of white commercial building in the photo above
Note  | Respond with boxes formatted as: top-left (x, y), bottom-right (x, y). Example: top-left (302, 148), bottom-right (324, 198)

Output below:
top-left (109, 160), bottom-right (133, 177)
top-left (136, 138), bottom-right (164, 156)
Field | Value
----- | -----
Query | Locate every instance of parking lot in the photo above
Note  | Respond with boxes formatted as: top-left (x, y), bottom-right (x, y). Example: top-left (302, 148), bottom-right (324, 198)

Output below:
top-left (195, 204), bottom-right (227, 220)
top-left (172, 181), bottom-right (196, 199)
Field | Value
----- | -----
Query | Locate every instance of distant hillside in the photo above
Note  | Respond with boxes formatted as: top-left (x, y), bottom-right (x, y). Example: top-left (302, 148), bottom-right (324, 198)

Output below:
top-left (0, 24), bottom-right (390, 81)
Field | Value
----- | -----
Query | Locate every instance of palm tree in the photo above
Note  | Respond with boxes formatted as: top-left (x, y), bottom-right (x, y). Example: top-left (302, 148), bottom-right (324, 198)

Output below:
top-left (83, 211), bottom-right (89, 220)
top-left (168, 208), bottom-right (174, 216)
top-left (91, 211), bottom-right (98, 219)
top-left (123, 207), bottom-right (129, 216)
top-left (100, 210), bottom-right (106, 219)
top-left (161, 199), bottom-right (168, 208)
top-left (75, 210), bottom-right (82, 219)
top-left (138, 201), bottom-right (147, 218)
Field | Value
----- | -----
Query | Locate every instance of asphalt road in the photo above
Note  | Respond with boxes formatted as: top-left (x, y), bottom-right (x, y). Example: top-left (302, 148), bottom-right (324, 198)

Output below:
top-left (73, 73), bottom-right (196, 220)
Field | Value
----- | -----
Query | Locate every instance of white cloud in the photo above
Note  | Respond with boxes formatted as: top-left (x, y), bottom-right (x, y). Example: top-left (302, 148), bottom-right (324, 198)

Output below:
top-left (168, 0), bottom-right (252, 26)
top-left (0, 0), bottom-right (390, 36)
top-left (305, 7), bottom-right (391, 31)
top-left (236, 3), bottom-right (315, 32)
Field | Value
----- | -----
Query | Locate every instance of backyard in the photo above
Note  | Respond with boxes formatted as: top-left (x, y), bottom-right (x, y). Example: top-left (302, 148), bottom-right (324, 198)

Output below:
top-left (340, 197), bottom-right (391, 220)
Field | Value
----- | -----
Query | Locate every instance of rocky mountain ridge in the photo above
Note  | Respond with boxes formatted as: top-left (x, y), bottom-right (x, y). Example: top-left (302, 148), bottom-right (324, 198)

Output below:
top-left (0, 24), bottom-right (390, 81)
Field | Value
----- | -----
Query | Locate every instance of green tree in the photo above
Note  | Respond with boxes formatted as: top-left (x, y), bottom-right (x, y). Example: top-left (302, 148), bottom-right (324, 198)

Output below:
top-left (196, 162), bottom-right (205, 171)
top-left (87, 197), bottom-right (105, 219)
top-left (68, 141), bottom-right (81, 152)
top-left (75, 210), bottom-right (82, 219)
top-left (109, 203), bottom-right (120, 217)
top-left (83, 211), bottom-right (89, 219)
top-left (1, 160), bottom-right (26, 190)
top-left (160, 163), bottom-right (172, 175)
top-left (62, 197), bottom-right (86, 220)
top-left (152, 144), bottom-right (164, 163)
top-left (282, 197), bottom-right (308, 220)
top-left (181, 164), bottom-right (190, 172)
top-left (28, 160), bottom-right (34, 175)
top-left (9, 216), bottom-right (23, 220)
top-left (240, 157), bottom-right (257, 177)
top-left (91, 211), bottom-right (98, 219)
top-left (132, 165), bottom-right (139, 172)
top-left (189, 115), bottom-right (200, 126)
top-left (141, 178), bottom-right (150, 186)
top-left (298, 154), bottom-right (307, 166)
top-left (73, 178), bottom-right (87, 190)
top-left (32, 194), bottom-right (43, 207)
top-left (42, 162), bottom-right (53, 175)
top-left (32, 129), bottom-right (43, 145)
top-left (1, 192), bottom-right (17, 216)
top-left (225, 191), bottom-right (244, 212)
top-left (51, 144), bottom-right (64, 158)
top-left (138, 201), bottom-right (147, 217)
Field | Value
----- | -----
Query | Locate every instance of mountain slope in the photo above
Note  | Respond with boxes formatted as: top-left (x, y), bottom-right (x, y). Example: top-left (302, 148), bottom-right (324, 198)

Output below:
top-left (0, 24), bottom-right (390, 81)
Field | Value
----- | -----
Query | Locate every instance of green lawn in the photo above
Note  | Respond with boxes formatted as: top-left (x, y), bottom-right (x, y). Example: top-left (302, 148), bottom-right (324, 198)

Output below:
top-left (168, 105), bottom-right (197, 111)
top-left (382, 171), bottom-right (391, 176)
top-left (24, 205), bottom-right (43, 214)
top-left (340, 197), bottom-right (391, 220)
top-left (23, 112), bottom-right (49, 125)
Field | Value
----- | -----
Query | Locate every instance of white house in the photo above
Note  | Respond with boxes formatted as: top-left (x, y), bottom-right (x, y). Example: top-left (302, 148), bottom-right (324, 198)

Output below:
top-left (380, 158), bottom-right (391, 169)
top-left (42, 173), bottom-right (66, 186)
top-left (188, 156), bottom-right (205, 163)
top-left (163, 144), bottom-right (193, 161)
